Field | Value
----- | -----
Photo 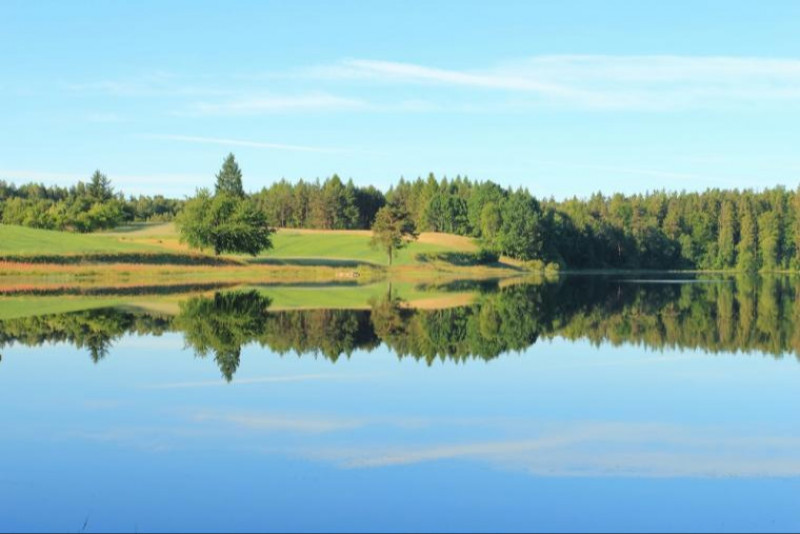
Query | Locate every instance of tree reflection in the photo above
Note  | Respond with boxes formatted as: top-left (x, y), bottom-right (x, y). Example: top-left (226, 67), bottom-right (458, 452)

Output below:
top-left (2, 276), bottom-right (800, 381)
top-left (174, 290), bottom-right (272, 381)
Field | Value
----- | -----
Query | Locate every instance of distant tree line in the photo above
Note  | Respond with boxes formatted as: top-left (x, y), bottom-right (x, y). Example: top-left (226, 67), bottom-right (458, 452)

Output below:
top-left (4, 161), bottom-right (800, 270)
top-left (0, 172), bottom-right (182, 232)
top-left (252, 175), bottom-right (386, 230)
top-left (387, 175), bottom-right (800, 271)
top-left (252, 173), bottom-right (800, 270)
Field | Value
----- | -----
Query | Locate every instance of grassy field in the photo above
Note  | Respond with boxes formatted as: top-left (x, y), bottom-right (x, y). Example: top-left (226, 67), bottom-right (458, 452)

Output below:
top-left (4, 223), bottom-right (481, 266)
top-left (0, 225), bottom-right (160, 254)
top-left (0, 223), bottom-right (520, 297)
top-left (106, 223), bottom-right (479, 266)
top-left (266, 229), bottom-right (476, 266)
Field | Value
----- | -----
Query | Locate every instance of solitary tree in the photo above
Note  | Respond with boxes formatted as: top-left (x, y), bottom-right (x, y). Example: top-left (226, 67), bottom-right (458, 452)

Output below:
top-left (177, 154), bottom-right (272, 255)
top-left (177, 189), bottom-right (273, 255)
top-left (215, 153), bottom-right (245, 198)
top-left (370, 202), bottom-right (418, 265)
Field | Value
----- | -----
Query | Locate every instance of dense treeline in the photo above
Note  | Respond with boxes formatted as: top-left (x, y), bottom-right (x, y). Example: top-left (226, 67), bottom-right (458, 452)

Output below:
top-left (4, 164), bottom-right (800, 270)
top-left (0, 172), bottom-right (182, 232)
top-left (550, 188), bottom-right (800, 271)
top-left (246, 172), bottom-right (800, 270)
top-left (387, 176), bottom-right (800, 270)
top-left (3, 277), bottom-right (800, 380)
top-left (252, 175), bottom-right (385, 230)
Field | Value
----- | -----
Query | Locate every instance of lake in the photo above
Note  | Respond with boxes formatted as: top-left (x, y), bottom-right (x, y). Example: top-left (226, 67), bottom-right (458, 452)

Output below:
top-left (1, 275), bottom-right (799, 532)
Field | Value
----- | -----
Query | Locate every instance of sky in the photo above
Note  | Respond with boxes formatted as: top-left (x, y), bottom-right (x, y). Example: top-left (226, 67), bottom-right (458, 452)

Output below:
top-left (2, 0), bottom-right (800, 199)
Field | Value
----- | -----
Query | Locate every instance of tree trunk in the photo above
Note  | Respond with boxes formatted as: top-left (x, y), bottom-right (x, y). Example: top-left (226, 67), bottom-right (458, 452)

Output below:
top-left (388, 247), bottom-right (393, 266)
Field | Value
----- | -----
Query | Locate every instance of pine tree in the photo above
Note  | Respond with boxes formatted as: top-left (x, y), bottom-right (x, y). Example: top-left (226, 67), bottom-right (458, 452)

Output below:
top-left (88, 170), bottom-right (114, 202)
top-left (717, 199), bottom-right (737, 268)
top-left (215, 153), bottom-right (245, 198)
top-left (758, 211), bottom-right (781, 271)
top-left (737, 198), bottom-right (759, 272)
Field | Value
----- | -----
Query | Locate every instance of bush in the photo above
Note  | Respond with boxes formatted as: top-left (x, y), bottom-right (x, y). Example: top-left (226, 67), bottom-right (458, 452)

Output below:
top-left (475, 248), bottom-right (500, 264)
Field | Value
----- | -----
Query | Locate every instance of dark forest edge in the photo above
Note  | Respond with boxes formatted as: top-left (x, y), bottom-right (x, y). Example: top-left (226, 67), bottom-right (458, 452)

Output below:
top-left (2, 154), bottom-right (800, 270)
top-left (1, 276), bottom-right (799, 381)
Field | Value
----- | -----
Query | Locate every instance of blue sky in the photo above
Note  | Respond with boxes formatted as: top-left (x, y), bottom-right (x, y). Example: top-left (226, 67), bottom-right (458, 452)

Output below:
top-left (2, 0), bottom-right (800, 198)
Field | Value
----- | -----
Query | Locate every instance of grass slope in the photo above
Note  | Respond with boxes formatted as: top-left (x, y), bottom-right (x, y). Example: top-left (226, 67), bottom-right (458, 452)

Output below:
top-left (107, 224), bottom-right (479, 266)
top-left (0, 224), bottom-right (159, 255)
top-left (267, 230), bottom-right (473, 266)
top-left (1, 223), bottom-right (484, 271)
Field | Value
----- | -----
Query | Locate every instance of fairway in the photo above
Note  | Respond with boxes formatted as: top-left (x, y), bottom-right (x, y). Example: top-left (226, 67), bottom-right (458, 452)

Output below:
top-left (0, 224), bottom-right (160, 255)
top-left (102, 224), bottom-right (480, 266)
top-left (267, 230), bottom-right (473, 266)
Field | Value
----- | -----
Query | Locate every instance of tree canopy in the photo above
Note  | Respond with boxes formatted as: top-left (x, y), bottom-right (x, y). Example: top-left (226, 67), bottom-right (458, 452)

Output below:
top-left (177, 189), bottom-right (272, 256)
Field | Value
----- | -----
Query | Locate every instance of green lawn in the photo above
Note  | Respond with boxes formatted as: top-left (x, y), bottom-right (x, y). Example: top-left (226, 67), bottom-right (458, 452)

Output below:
top-left (0, 224), bottom-right (159, 255)
top-left (0, 223), bottom-right (479, 268)
top-left (266, 231), bottom-right (462, 266)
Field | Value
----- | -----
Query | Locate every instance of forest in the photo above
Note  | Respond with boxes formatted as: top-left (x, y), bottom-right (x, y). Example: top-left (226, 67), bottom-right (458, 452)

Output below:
top-left (0, 172), bottom-right (182, 232)
top-left (2, 166), bottom-right (800, 270)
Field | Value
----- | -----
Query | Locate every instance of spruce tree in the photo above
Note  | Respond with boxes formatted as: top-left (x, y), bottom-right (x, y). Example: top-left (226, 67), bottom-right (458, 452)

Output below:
top-left (717, 199), bottom-right (737, 268)
top-left (736, 198), bottom-right (759, 272)
top-left (758, 211), bottom-right (781, 271)
top-left (215, 153), bottom-right (245, 198)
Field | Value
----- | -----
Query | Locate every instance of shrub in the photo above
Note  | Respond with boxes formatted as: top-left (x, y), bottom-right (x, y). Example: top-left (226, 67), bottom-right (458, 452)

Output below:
top-left (475, 248), bottom-right (500, 264)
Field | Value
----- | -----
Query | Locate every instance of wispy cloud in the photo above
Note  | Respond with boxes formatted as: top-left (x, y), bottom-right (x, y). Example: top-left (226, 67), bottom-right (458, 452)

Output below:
top-left (194, 412), bottom-right (365, 434)
top-left (307, 421), bottom-right (800, 477)
top-left (144, 134), bottom-right (344, 153)
top-left (315, 59), bottom-right (580, 95)
top-left (62, 408), bottom-right (800, 478)
top-left (310, 55), bottom-right (800, 111)
top-left (184, 93), bottom-right (370, 116)
top-left (62, 56), bottom-right (800, 114)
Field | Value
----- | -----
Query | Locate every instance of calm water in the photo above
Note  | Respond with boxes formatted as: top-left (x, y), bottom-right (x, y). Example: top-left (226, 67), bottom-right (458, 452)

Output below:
top-left (1, 275), bottom-right (799, 532)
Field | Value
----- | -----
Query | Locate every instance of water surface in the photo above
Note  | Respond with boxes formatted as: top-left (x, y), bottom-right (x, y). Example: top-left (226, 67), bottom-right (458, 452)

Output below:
top-left (1, 275), bottom-right (799, 532)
